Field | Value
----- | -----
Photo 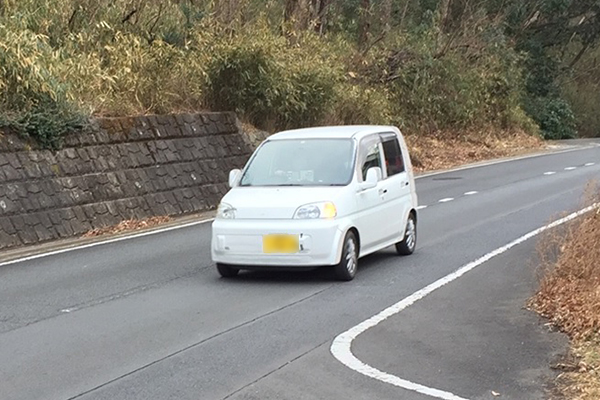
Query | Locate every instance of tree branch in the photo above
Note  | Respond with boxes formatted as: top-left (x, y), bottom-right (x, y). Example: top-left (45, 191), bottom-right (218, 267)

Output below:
top-left (68, 6), bottom-right (79, 32)
top-left (122, 9), bottom-right (138, 24)
top-left (569, 42), bottom-right (590, 69)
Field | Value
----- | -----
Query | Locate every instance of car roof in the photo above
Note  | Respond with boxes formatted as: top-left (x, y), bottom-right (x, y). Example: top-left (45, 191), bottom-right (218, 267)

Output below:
top-left (267, 125), bottom-right (399, 141)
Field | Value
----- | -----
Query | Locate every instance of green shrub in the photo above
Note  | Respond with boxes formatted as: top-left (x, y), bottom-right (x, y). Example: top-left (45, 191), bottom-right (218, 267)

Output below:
top-left (205, 27), bottom-right (338, 131)
top-left (206, 45), bottom-right (280, 126)
top-left (0, 20), bottom-right (88, 149)
top-left (9, 99), bottom-right (87, 149)
top-left (329, 84), bottom-right (393, 126)
top-left (524, 97), bottom-right (577, 140)
top-left (560, 46), bottom-right (600, 138)
top-left (562, 80), bottom-right (600, 138)
top-left (274, 68), bottom-right (336, 129)
top-left (0, 0), bottom-right (551, 145)
top-left (388, 54), bottom-right (484, 130)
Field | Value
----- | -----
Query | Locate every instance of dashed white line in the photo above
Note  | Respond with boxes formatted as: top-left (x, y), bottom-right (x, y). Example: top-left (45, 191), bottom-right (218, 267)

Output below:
top-left (438, 198), bottom-right (454, 203)
top-left (564, 167), bottom-right (577, 171)
top-left (331, 203), bottom-right (599, 400)
top-left (464, 191), bottom-right (478, 196)
top-left (585, 162), bottom-right (595, 167)
top-left (416, 205), bottom-right (428, 210)
top-left (543, 171), bottom-right (556, 175)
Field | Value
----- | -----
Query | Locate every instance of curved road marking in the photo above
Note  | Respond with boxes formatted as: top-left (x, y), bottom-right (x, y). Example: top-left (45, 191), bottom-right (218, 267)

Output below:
top-left (331, 203), bottom-right (599, 400)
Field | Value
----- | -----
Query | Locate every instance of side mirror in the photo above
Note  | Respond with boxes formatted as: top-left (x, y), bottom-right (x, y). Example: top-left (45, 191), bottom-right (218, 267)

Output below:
top-left (228, 169), bottom-right (242, 188)
top-left (358, 167), bottom-right (382, 191)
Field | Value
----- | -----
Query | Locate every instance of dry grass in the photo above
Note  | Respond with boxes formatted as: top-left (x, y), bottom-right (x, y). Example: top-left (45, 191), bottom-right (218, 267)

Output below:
top-left (551, 341), bottom-right (600, 400)
top-left (82, 216), bottom-right (172, 238)
top-left (407, 128), bottom-right (543, 173)
top-left (530, 189), bottom-right (600, 399)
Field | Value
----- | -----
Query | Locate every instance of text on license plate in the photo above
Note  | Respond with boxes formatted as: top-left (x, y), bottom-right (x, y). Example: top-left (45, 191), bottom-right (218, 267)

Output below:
top-left (263, 234), bottom-right (299, 254)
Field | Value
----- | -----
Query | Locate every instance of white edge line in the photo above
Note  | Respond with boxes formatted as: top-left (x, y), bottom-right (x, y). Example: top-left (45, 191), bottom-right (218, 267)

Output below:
top-left (0, 218), bottom-right (214, 268)
top-left (330, 203), bottom-right (599, 400)
top-left (0, 143), bottom-right (593, 267)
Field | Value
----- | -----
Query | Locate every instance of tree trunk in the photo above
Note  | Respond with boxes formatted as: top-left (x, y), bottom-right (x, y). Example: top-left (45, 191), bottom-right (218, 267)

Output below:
top-left (284, 0), bottom-right (299, 23)
top-left (312, 0), bottom-right (329, 35)
top-left (399, 0), bottom-right (410, 29)
top-left (358, 0), bottom-right (371, 48)
top-left (439, 0), bottom-right (451, 31)
top-left (382, 0), bottom-right (392, 31)
top-left (297, 0), bottom-right (311, 30)
top-left (569, 42), bottom-right (590, 69)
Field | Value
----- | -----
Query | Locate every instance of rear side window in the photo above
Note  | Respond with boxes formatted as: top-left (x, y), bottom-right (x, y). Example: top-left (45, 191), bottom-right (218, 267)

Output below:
top-left (380, 134), bottom-right (405, 176)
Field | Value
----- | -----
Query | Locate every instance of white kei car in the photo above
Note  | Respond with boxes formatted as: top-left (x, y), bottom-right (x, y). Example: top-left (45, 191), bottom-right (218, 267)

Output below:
top-left (211, 125), bottom-right (418, 281)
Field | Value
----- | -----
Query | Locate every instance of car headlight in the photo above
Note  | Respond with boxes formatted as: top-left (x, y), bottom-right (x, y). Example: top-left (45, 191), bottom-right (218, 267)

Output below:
top-left (217, 202), bottom-right (236, 219)
top-left (294, 202), bottom-right (337, 219)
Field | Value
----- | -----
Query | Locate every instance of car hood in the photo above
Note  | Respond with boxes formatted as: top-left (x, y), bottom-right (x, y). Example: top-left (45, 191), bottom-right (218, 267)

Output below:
top-left (221, 186), bottom-right (345, 219)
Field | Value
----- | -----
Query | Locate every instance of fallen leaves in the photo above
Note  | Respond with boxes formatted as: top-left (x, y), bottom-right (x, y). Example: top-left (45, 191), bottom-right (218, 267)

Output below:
top-left (530, 211), bottom-right (600, 340)
top-left (82, 216), bottom-right (172, 238)
top-left (405, 128), bottom-right (543, 173)
top-left (530, 201), bottom-right (600, 399)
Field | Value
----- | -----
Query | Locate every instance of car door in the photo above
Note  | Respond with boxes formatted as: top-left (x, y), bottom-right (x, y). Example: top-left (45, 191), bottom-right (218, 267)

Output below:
top-left (353, 135), bottom-right (389, 252)
top-left (378, 132), bottom-right (412, 242)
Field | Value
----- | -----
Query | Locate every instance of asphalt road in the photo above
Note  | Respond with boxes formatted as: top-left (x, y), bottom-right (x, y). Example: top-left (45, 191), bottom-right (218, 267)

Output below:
top-left (1, 140), bottom-right (599, 400)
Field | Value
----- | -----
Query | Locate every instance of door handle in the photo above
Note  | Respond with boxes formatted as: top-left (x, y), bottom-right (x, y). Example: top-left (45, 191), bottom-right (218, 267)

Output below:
top-left (379, 189), bottom-right (388, 195)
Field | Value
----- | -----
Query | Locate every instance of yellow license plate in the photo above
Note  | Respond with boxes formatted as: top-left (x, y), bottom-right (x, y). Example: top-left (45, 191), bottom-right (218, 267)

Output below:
top-left (263, 234), bottom-right (299, 254)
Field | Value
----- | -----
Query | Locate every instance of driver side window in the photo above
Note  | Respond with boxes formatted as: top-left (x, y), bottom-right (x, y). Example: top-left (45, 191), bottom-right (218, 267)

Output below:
top-left (361, 143), bottom-right (383, 181)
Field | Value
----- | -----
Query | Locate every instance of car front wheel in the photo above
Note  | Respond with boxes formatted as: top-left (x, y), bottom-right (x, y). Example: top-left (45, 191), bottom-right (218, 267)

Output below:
top-left (395, 213), bottom-right (417, 255)
top-left (334, 231), bottom-right (358, 281)
top-left (216, 263), bottom-right (240, 278)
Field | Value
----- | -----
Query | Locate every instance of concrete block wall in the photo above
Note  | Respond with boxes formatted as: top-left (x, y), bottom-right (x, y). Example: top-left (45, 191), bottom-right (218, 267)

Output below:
top-left (0, 112), bottom-right (267, 250)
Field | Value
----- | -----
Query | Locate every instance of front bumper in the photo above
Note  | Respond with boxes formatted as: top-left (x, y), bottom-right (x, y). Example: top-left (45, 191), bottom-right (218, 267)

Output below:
top-left (211, 218), bottom-right (346, 267)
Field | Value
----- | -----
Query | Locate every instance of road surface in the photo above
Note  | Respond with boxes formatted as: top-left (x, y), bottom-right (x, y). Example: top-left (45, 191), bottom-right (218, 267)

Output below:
top-left (1, 140), bottom-right (599, 400)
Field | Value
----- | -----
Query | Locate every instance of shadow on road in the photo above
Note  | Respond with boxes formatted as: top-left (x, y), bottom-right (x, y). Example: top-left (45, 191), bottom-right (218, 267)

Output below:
top-left (213, 248), bottom-right (403, 284)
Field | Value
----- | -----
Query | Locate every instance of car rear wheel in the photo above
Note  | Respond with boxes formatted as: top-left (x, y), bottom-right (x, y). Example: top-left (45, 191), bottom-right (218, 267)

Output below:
top-left (395, 213), bottom-right (416, 255)
top-left (216, 263), bottom-right (240, 278)
top-left (334, 231), bottom-right (358, 281)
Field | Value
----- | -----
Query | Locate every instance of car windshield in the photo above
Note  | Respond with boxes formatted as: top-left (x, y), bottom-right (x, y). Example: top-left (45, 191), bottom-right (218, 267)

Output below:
top-left (240, 138), bottom-right (355, 187)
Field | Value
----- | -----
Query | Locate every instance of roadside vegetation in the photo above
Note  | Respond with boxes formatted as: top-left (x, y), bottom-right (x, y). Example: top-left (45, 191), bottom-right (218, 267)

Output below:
top-left (0, 0), bottom-right (599, 149)
top-left (530, 190), bottom-right (600, 399)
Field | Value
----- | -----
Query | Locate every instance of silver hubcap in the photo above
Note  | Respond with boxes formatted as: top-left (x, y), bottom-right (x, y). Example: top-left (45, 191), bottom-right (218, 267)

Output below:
top-left (345, 237), bottom-right (357, 275)
top-left (405, 218), bottom-right (416, 250)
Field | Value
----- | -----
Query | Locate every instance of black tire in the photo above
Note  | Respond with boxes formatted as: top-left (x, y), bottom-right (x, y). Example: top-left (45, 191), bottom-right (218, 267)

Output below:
top-left (395, 213), bottom-right (417, 256)
top-left (334, 231), bottom-right (359, 281)
top-left (216, 263), bottom-right (240, 278)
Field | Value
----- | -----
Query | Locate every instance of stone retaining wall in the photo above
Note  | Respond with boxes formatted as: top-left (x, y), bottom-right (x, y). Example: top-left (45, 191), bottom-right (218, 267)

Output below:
top-left (0, 112), bottom-right (268, 251)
